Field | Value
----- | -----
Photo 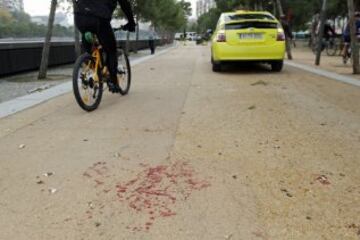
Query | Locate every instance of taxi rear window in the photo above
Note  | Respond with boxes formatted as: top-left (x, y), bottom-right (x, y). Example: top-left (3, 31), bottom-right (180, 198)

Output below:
top-left (225, 21), bottom-right (278, 30)
top-left (225, 14), bottom-right (275, 22)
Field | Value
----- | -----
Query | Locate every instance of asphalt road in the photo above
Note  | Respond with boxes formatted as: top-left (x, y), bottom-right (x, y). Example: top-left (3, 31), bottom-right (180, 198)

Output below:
top-left (0, 43), bottom-right (359, 240)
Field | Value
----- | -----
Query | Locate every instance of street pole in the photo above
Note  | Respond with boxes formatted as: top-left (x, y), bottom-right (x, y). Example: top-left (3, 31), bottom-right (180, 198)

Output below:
top-left (315, 0), bottom-right (327, 66)
top-left (347, 0), bottom-right (360, 74)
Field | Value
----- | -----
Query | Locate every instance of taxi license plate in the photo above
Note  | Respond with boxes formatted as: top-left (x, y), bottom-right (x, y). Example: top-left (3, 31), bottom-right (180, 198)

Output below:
top-left (239, 33), bottom-right (263, 40)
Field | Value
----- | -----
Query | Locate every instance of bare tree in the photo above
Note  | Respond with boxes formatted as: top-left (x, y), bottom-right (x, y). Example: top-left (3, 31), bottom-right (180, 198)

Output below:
top-left (134, 15), bottom-right (139, 54)
top-left (72, 0), bottom-right (81, 57)
top-left (38, 0), bottom-right (57, 79)
top-left (347, 0), bottom-right (360, 73)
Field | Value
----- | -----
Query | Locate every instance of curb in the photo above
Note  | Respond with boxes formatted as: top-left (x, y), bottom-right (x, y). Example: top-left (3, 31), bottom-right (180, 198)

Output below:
top-left (285, 61), bottom-right (360, 88)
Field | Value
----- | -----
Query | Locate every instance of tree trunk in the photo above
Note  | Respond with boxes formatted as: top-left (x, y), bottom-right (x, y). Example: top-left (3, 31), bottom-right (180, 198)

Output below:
top-left (125, 31), bottom-right (130, 55)
top-left (276, 0), bottom-right (284, 17)
top-left (276, 0), bottom-right (292, 60)
top-left (38, 0), bottom-right (57, 79)
top-left (315, 0), bottom-right (327, 66)
top-left (72, 0), bottom-right (81, 57)
top-left (134, 16), bottom-right (139, 54)
top-left (272, 0), bottom-right (277, 16)
top-left (74, 28), bottom-right (81, 57)
top-left (258, 0), bottom-right (263, 11)
top-left (347, 0), bottom-right (360, 73)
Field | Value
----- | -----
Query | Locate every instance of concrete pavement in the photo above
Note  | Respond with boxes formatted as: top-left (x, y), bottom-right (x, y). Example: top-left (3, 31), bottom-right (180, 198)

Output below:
top-left (0, 43), bottom-right (360, 239)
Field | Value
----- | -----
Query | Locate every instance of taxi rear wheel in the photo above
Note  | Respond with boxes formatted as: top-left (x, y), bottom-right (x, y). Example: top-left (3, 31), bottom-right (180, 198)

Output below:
top-left (211, 57), bottom-right (222, 72)
top-left (271, 60), bottom-right (283, 72)
top-left (212, 62), bottom-right (222, 72)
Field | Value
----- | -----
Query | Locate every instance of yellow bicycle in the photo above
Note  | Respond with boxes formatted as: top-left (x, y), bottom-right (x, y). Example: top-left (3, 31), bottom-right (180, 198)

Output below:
top-left (72, 28), bottom-right (131, 112)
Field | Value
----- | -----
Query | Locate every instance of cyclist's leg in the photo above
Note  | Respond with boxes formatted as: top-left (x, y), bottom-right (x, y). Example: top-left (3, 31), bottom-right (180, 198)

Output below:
top-left (97, 19), bottom-right (118, 86)
top-left (342, 36), bottom-right (350, 57)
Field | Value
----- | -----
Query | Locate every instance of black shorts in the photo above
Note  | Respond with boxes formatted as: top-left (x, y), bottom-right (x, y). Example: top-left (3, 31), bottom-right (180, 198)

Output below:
top-left (343, 35), bottom-right (351, 44)
top-left (74, 14), bottom-right (101, 34)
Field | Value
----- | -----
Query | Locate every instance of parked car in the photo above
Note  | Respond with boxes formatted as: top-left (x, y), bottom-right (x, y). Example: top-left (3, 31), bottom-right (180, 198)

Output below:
top-left (211, 10), bottom-right (286, 72)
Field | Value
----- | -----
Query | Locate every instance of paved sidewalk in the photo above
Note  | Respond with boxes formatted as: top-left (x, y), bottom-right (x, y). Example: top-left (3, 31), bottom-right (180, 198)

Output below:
top-left (0, 45), bottom-right (173, 104)
top-left (290, 45), bottom-right (360, 81)
top-left (0, 43), bottom-right (360, 240)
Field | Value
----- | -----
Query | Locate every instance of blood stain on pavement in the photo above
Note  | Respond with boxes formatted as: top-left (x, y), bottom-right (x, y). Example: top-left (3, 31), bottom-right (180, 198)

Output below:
top-left (115, 161), bottom-right (211, 231)
top-left (82, 161), bottom-right (210, 232)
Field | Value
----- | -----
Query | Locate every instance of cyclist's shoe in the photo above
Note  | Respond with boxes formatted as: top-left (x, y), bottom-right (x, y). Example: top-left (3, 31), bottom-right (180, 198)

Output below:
top-left (108, 81), bottom-right (121, 93)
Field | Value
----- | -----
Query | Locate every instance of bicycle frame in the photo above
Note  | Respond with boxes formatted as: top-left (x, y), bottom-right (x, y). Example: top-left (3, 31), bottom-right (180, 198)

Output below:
top-left (92, 47), bottom-right (102, 82)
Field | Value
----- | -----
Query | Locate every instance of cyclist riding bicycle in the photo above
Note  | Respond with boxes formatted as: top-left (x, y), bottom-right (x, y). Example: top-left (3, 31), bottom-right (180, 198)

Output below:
top-left (74, 0), bottom-right (135, 93)
top-left (342, 12), bottom-right (360, 61)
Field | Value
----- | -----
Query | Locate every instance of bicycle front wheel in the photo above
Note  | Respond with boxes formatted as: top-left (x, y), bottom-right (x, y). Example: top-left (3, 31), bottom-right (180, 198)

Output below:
top-left (117, 49), bottom-right (131, 96)
top-left (73, 53), bottom-right (103, 112)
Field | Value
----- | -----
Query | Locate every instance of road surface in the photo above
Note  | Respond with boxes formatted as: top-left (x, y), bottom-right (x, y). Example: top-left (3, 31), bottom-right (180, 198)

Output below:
top-left (0, 43), bottom-right (359, 239)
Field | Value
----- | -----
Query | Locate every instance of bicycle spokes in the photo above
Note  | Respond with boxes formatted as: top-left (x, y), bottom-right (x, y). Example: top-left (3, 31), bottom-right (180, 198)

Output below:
top-left (73, 55), bottom-right (103, 111)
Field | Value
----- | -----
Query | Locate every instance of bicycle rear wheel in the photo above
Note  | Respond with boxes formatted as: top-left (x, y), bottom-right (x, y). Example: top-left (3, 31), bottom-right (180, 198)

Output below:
top-left (117, 49), bottom-right (131, 96)
top-left (73, 53), bottom-right (103, 112)
top-left (326, 40), bottom-right (337, 56)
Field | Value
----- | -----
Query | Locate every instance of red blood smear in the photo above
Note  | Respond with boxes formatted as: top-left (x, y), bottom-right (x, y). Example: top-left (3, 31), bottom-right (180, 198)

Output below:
top-left (160, 211), bottom-right (176, 217)
top-left (117, 188), bottom-right (127, 193)
top-left (84, 161), bottom-right (211, 232)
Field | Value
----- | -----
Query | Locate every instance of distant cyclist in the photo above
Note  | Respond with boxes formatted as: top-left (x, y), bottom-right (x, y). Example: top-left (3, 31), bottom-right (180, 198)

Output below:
top-left (323, 20), bottom-right (336, 42)
top-left (342, 12), bottom-right (360, 62)
top-left (74, 0), bottom-right (136, 93)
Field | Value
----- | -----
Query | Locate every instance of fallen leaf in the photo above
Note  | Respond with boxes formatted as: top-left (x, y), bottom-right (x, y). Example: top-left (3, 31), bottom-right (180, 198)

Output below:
top-left (43, 172), bottom-right (54, 177)
top-left (225, 233), bottom-right (233, 239)
top-left (48, 188), bottom-right (57, 194)
top-left (315, 175), bottom-right (331, 185)
top-left (251, 80), bottom-right (268, 86)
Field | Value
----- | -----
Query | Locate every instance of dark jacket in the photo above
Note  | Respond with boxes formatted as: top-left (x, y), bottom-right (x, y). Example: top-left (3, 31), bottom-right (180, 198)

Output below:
top-left (74, 0), bottom-right (134, 22)
top-left (280, 19), bottom-right (293, 39)
top-left (323, 23), bottom-right (336, 40)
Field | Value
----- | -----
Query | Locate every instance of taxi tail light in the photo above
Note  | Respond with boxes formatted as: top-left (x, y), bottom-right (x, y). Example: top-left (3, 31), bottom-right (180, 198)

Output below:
top-left (217, 32), bottom-right (226, 42)
top-left (277, 31), bottom-right (285, 41)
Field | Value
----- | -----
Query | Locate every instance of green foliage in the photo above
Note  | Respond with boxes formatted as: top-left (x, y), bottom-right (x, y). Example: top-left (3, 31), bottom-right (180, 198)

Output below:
top-left (197, 8), bottom-right (221, 33)
top-left (115, 0), bottom-right (190, 33)
top-left (0, 10), bottom-right (74, 38)
top-left (197, 0), bottom-right (360, 33)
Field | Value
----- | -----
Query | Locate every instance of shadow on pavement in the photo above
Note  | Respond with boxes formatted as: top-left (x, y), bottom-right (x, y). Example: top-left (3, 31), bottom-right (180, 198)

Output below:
top-left (217, 62), bottom-right (280, 75)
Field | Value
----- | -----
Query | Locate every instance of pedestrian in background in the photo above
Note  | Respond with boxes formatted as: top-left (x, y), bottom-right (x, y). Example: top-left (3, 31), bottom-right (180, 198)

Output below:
top-left (148, 30), bottom-right (155, 55)
top-left (280, 15), bottom-right (294, 59)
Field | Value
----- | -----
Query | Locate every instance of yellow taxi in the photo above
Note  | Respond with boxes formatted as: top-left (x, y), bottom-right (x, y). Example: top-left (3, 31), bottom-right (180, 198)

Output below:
top-left (211, 10), bottom-right (286, 72)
